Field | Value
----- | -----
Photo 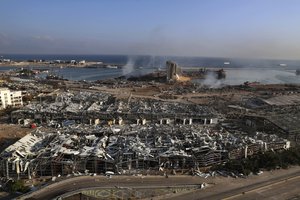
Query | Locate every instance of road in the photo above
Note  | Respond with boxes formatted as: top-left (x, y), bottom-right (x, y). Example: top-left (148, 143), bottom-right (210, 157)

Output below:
top-left (18, 176), bottom-right (204, 200)
top-left (168, 169), bottom-right (300, 200)
top-left (223, 175), bottom-right (300, 200)
top-left (18, 166), bottom-right (300, 200)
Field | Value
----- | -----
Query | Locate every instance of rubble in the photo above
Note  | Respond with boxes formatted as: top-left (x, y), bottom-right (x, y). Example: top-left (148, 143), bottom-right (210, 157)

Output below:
top-left (11, 91), bottom-right (218, 127)
top-left (0, 74), bottom-right (298, 182)
top-left (0, 124), bottom-right (289, 180)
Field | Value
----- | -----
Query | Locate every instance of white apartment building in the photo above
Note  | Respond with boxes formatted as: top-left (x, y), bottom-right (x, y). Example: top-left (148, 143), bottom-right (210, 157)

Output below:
top-left (0, 88), bottom-right (23, 109)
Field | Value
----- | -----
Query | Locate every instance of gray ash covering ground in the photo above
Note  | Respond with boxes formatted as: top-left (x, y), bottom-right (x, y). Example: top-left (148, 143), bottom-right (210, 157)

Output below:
top-left (1, 54), bottom-right (300, 85)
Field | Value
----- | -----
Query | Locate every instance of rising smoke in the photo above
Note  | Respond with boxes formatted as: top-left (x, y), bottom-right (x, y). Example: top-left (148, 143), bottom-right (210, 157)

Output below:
top-left (201, 71), bottom-right (223, 88)
top-left (122, 56), bottom-right (164, 77)
top-left (122, 57), bottom-right (135, 76)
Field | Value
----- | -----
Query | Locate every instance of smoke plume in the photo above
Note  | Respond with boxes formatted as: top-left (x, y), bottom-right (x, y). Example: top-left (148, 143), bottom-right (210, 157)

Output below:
top-left (122, 57), bottom-right (135, 76)
top-left (202, 71), bottom-right (223, 88)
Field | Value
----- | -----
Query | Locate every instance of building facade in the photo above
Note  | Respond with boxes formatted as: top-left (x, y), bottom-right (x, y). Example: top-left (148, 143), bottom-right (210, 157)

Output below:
top-left (0, 88), bottom-right (23, 109)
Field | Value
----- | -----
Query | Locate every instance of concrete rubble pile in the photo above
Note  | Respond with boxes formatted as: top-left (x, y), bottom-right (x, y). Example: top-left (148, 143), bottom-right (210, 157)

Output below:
top-left (0, 124), bottom-right (290, 180)
top-left (11, 91), bottom-right (218, 126)
top-left (24, 92), bottom-right (111, 114)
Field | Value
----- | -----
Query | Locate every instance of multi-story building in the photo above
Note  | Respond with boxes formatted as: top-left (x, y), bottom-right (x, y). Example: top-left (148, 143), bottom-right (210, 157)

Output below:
top-left (0, 88), bottom-right (23, 109)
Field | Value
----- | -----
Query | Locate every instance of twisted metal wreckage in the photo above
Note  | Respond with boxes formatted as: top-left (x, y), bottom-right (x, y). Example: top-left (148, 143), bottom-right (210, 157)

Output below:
top-left (0, 125), bottom-right (290, 180)
top-left (1, 91), bottom-right (291, 180)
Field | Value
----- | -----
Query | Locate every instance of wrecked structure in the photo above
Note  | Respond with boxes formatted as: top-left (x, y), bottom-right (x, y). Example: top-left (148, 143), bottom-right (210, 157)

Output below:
top-left (0, 124), bottom-right (290, 180)
top-left (2, 89), bottom-right (291, 180)
top-left (11, 91), bottom-right (218, 127)
top-left (166, 61), bottom-right (179, 82)
top-left (125, 61), bottom-right (224, 83)
top-left (1, 78), bottom-right (298, 181)
top-left (165, 61), bottom-right (226, 82)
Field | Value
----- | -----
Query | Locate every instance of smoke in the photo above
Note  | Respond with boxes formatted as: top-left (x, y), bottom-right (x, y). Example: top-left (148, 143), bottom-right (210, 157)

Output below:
top-left (201, 71), bottom-right (223, 88)
top-left (122, 57), bottom-right (135, 76)
top-left (121, 56), bottom-right (163, 77)
top-left (224, 69), bottom-right (297, 85)
top-left (192, 68), bottom-right (300, 86)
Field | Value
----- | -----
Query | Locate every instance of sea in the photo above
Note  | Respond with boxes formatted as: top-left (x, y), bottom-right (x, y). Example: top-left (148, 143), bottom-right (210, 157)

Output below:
top-left (1, 54), bottom-right (300, 85)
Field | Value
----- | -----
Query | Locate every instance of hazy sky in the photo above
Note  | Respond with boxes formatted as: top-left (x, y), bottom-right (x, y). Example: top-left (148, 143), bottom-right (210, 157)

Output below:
top-left (1, 0), bottom-right (300, 59)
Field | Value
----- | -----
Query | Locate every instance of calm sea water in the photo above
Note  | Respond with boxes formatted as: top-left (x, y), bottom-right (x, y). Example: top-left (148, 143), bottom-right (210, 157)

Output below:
top-left (1, 54), bottom-right (300, 85)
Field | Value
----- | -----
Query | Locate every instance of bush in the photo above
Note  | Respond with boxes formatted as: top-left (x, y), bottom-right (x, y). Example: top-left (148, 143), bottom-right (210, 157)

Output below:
top-left (215, 146), bottom-right (300, 175)
top-left (7, 180), bottom-right (30, 193)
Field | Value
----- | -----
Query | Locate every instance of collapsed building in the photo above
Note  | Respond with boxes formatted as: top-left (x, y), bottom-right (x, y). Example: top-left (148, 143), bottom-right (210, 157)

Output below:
top-left (0, 124), bottom-right (290, 180)
top-left (2, 88), bottom-right (294, 181)
top-left (11, 91), bottom-right (218, 127)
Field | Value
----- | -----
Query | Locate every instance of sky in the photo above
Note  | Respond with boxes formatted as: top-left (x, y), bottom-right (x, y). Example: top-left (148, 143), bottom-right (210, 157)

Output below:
top-left (1, 0), bottom-right (300, 59)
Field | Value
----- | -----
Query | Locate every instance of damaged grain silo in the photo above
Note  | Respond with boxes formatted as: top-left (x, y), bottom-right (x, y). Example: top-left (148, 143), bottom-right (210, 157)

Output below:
top-left (166, 61), bottom-right (181, 82)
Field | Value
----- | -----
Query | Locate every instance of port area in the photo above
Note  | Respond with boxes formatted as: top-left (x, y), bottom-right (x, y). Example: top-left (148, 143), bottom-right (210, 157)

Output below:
top-left (0, 60), bottom-right (124, 68)
top-left (0, 61), bottom-right (299, 199)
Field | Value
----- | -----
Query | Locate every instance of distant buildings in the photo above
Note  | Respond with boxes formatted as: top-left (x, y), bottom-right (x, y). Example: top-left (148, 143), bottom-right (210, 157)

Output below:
top-left (2, 59), bottom-right (11, 62)
top-left (0, 58), bottom-right (11, 63)
top-left (70, 60), bottom-right (76, 64)
top-left (79, 60), bottom-right (86, 65)
top-left (0, 88), bottom-right (23, 109)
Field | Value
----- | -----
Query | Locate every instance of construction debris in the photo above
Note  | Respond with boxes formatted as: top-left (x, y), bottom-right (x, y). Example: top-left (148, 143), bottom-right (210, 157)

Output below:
top-left (0, 67), bottom-right (299, 182)
top-left (0, 123), bottom-right (289, 180)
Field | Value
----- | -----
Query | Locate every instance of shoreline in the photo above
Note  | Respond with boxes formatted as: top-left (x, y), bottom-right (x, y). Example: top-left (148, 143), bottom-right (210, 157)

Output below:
top-left (0, 62), bottom-right (125, 68)
top-left (0, 63), bottom-right (296, 70)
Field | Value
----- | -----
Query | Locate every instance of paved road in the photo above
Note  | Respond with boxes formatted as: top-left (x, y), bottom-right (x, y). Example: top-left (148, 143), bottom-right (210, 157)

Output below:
top-left (18, 167), bottom-right (300, 200)
top-left (168, 170), bottom-right (300, 200)
top-left (18, 176), bottom-right (204, 200)
top-left (223, 175), bottom-right (300, 200)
